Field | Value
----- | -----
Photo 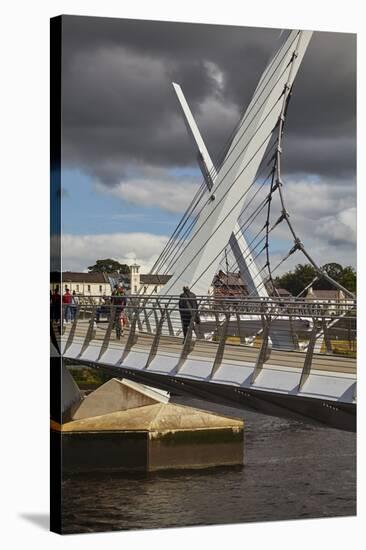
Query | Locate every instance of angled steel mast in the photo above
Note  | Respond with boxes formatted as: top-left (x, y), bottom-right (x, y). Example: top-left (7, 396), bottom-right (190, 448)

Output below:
top-left (159, 30), bottom-right (313, 297)
top-left (172, 82), bottom-right (268, 298)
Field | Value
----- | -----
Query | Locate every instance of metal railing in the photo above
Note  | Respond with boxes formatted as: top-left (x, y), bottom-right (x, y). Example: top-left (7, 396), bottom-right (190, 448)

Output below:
top-left (51, 295), bottom-right (356, 384)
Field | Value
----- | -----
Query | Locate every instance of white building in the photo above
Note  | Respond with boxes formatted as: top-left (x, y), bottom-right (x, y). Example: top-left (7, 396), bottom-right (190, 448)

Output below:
top-left (51, 272), bottom-right (112, 296)
top-left (305, 287), bottom-right (354, 314)
top-left (129, 263), bottom-right (172, 295)
top-left (52, 264), bottom-right (259, 298)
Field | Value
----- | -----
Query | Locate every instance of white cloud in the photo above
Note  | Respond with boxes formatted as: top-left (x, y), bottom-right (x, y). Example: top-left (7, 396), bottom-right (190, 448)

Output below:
top-left (100, 178), bottom-right (199, 214)
top-left (275, 179), bottom-right (356, 257)
top-left (203, 61), bottom-right (225, 92)
top-left (60, 232), bottom-right (169, 273)
top-left (59, 174), bottom-right (356, 277)
top-left (95, 165), bottom-right (201, 214)
top-left (237, 176), bottom-right (356, 273)
top-left (314, 206), bottom-right (356, 246)
top-left (196, 94), bottom-right (240, 143)
top-left (281, 178), bottom-right (356, 221)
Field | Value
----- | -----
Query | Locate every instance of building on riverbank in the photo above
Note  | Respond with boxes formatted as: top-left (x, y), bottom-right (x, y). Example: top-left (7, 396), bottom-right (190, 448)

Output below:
top-left (50, 271), bottom-right (112, 296)
top-left (51, 264), bottom-right (263, 298)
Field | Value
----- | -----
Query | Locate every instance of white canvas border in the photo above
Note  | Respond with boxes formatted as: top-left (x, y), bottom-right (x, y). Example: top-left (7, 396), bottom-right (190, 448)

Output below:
top-left (0, 1), bottom-right (364, 548)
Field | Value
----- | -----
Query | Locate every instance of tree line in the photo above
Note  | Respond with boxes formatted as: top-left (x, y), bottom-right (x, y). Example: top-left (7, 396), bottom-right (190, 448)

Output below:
top-left (88, 258), bottom-right (130, 274)
top-left (274, 263), bottom-right (356, 296)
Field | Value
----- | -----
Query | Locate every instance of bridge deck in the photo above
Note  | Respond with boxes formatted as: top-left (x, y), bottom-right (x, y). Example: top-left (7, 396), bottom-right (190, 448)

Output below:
top-left (56, 317), bottom-right (356, 431)
top-left (63, 320), bottom-right (356, 376)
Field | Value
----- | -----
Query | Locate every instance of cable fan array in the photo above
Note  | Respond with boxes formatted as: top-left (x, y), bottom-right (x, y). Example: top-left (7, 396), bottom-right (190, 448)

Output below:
top-left (147, 31), bottom-right (353, 300)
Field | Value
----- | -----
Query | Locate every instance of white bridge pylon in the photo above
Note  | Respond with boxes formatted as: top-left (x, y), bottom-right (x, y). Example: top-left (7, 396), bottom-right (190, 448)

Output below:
top-left (159, 30), bottom-right (313, 297)
top-left (172, 82), bottom-right (268, 298)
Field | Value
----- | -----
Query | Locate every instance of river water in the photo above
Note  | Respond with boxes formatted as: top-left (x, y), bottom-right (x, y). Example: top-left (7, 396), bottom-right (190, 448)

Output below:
top-left (61, 396), bottom-right (356, 534)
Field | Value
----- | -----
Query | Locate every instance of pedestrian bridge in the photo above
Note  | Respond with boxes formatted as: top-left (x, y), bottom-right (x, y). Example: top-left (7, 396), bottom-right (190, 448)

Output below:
top-left (51, 295), bottom-right (356, 431)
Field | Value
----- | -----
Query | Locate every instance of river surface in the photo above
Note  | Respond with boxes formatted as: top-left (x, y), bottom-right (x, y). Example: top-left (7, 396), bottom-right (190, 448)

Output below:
top-left (61, 396), bottom-right (356, 534)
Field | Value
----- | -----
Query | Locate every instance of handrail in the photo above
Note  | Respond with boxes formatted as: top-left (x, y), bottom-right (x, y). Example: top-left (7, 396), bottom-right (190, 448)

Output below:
top-left (53, 294), bottom-right (356, 394)
top-left (54, 293), bottom-right (357, 316)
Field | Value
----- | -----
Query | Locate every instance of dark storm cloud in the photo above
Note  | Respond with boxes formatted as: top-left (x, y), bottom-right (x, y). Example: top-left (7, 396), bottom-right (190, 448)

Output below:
top-left (60, 15), bottom-right (356, 185)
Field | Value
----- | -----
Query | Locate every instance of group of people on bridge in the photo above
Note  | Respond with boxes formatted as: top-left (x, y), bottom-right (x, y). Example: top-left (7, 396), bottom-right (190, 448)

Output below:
top-left (50, 286), bottom-right (79, 323)
top-left (50, 282), bottom-right (202, 341)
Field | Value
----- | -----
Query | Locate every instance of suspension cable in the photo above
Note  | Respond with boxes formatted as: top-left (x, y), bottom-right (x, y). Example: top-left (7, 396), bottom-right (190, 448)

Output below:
top-left (162, 137), bottom-right (278, 278)
top-left (151, 43), bottom-right (299, 276)
top-left (160, 87), bottom-right (286, 280)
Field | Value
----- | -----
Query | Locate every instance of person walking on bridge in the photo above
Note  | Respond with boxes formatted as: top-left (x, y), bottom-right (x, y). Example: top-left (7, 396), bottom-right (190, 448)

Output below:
top-left (51, 285), bottom-right (61, 323)
top-left (70, 290), bottom-right (78, 321)
top-left (63, 287), bottom-right (72, 323)
top-left (111, 283), bottom-right (127, 338)
top-left (179, 286), bottom-right (200, 339)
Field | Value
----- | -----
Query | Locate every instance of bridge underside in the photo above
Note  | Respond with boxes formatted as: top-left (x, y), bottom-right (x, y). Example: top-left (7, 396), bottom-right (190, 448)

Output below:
top-left (57, 322), bottom-right (356, 432)
top-left (65, 357), bottom-right (355, 432)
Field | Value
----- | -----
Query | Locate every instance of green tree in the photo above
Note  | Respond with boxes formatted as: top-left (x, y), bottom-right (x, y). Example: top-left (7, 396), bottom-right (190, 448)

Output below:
top-left (321, 262), bottom-right (344, 281)
top-left (314, 262), bottom-right (344, 290)
top-left (314, 263), bottom-right (356, 293)
top-left (275, 263), bottom-right (317, 296)
top-left (338, 266), bottom-right (356, 293)
top-left (88, 259), bottom-right (130, 274)
top-left (275, 262), bottom-right (356, 295)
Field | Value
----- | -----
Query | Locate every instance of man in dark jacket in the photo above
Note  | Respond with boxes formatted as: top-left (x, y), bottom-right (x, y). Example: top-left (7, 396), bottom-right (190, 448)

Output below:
top-left (178, 286), bottom-right (200, 339)
top-left (51, 285), bottom-right (61, 322)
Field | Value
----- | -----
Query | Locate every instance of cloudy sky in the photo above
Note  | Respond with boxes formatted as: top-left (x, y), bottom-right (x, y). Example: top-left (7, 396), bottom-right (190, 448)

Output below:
top-left (60, 16), bottom-right (356, 274)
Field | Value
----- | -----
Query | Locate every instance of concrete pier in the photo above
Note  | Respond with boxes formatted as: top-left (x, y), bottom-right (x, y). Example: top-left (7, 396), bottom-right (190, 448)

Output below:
top-left (51, 377), bottom-right (244, 472)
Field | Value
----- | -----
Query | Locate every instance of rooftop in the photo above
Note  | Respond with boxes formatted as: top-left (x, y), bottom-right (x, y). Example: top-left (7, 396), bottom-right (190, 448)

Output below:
top-left (61, 271), bottom-right (110, 283)
top-left (213, 270), bottom-right (246, 287)
top-left (306, 288), bottom-right (354, 300)
top-left (275, 287), bottom-right (293, 296)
